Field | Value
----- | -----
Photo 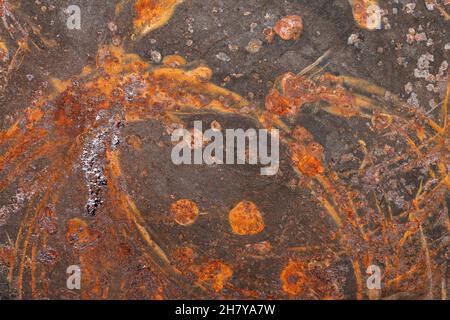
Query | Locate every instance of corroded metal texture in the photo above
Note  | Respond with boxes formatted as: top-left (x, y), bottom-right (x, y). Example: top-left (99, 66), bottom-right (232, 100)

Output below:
top-left (0, 0), bottom-right (448, 300)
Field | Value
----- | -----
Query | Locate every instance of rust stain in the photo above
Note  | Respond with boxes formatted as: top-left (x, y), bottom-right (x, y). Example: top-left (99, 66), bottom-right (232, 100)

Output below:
top-left (133, 0), bottom-right (183, 36)
top-left (228, 201), bottom-right (265, 236)
top-left (0, 0), bottom-right (448, 301)
top-left (170, 199), bottom-right (199, 226)
top-left (196, 260), bottom-right (233, 293)
top-left (280, 259), bottom-right (343, 299)
top-left (349, 0), bottom-right (382, 30)
top-left (274, 15), bottom-right (303, 41)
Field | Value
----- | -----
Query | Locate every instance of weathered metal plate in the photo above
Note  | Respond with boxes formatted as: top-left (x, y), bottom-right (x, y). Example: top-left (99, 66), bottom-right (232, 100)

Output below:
top-left (0, 0), bottom-right (448, 300)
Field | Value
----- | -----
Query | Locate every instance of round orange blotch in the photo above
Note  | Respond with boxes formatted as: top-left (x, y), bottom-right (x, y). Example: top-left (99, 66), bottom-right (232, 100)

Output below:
top-left (162, 55), bottom-right (186, 67)
top-left (265, 88), bottom-right (291, 115)
top-left (228, 201), bottom-right (265, 235)
top-left (170, 199), bottom-right (199, 226)
top-left (197, 260), bottom-right (233, 292)
top-left (172, 246), bottom-right (196, 270)
top-left (280, 260), bottom-right (308, 296)
top-left (295, 154), bottom-right (324, 177)
top-left (66, 218), bottom-right (100, 250)
top-left (274, 15), bottom-right (303, 41)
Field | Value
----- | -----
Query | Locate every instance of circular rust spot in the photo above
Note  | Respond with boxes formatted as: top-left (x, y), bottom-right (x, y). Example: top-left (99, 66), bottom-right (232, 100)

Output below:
top-left (274, 15), bottom-right (303, 41)
top-left (197, 260), bottom-right (233, 292)
top-left (228, 200), bottom-right (265, 235)
top-left (280, 260), bottom-right (308, 296)
top-left (170, 199), bottom-right (199, 226)
top-left (172, 246), bottom-right (196, 269)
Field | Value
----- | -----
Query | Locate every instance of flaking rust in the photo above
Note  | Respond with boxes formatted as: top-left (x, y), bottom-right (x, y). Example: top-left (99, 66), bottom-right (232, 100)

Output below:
top-left (0, 0), bottom-right (448, 300)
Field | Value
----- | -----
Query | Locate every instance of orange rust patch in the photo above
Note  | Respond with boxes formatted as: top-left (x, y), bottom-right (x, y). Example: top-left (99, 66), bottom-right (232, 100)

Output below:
top-left (290, 126), bottom-right (325, 177)
top-left (162, 54), bottom-right (186, 67)
top-left (265, 88), bottom-right (291, 115)
top-left (274, 15), bottom-right (303, 41)
top-left (228, 201), bottom-right (265, 235)
top-left (265, 72), bottom-right (357, 118)
top-left (26, 107), bottom-right (44, 123)
top-left (280, 260), bottom-right (308, 296)
top-left (0, 41), bottom-right (8, 59)
top-left (172, 246), bottom-right (196, 270)
top-left (280, 260), bottom-right (342, 299)
top-left (66, 218), bottom-right (100, 250)
top-left (126, 134), bottom-right (142, 151)
top-left (351, 0), bottom-right (381, 30)
top-left (133, 0), bottom-right (183, 36)
top-left (187, 66), bottom-right (213, 81)
top-left (294, 153), bottom-right (325, 177)
top-left (170, 199), bottom-right (199, 226)
top-left (263, 27), bottom-right (275, 43)
top-left (197, 260), bottom-right (233, 292)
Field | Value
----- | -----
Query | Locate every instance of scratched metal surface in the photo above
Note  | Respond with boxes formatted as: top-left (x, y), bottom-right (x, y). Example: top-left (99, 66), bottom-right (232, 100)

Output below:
top-left (0, 0), bottom-right (448, 300)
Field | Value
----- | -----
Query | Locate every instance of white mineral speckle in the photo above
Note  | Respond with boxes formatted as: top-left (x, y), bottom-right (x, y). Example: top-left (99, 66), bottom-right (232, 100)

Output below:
top-left (216, 52), bottom-right (231, 62)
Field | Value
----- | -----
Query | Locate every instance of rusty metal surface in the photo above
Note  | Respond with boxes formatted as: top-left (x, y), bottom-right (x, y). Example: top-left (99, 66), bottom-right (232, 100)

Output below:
top-left (0, 0), bottom-right (448, 300)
